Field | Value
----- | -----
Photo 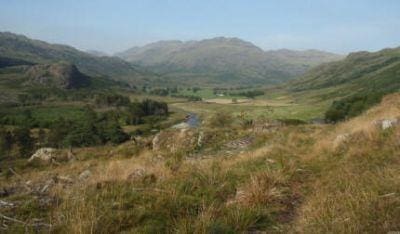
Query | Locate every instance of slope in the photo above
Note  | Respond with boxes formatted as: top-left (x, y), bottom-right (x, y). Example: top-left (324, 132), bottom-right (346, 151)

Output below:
top-left (116, 37), bottom-right (343, 86)
top-left (286, 47), bottom-right (400, 121)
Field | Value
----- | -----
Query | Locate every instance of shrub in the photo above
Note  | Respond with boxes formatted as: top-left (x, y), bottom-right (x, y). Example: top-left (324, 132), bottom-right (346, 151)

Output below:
top-left (325, 92), bottom-right (383, 122)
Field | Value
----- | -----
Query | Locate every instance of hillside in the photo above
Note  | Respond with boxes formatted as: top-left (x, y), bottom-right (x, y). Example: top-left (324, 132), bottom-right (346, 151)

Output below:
top-left (290, 47), bottom-right (400, 93)
top-left (116, 37), bottom-right (343, 86)
top-left (0, 32), bottom-right (153, 84)
top-left (283, 47), bottom-right (400, 121)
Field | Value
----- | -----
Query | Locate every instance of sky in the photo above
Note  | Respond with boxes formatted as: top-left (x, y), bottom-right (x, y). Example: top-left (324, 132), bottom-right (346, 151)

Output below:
top-left (0, 0), bottom-right (399, 54)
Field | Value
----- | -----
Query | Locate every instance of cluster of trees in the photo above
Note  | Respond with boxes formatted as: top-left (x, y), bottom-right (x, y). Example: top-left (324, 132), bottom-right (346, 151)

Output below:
top-left (47, 108), bottom-right (129, 148)
top-left (147, 87), bottom-right (178, 96)
top-left (212, 87), bottom-right (264, 99)
top-left (230, 90), bottom-right (265, 99)
top-left (325, 92), bottom-right (383, 122)
top-left (0, 127), bottom-right (34, 158)
top-left (0, 109), bottom-right (37, 128)
top-left (16, 88), bottom-right (136, 107)
top-left (17, 88), bottom-right (99, 105)
top-left (125, 99), bottom-right (169, 125)
top-left (94, 93), bottom-right (130, 107)
top-left (0, 97), bottom-right (169, 151)
top-left (48, 99), bottom-right (169, 147)
top-left (170, 94), bottom-right (202, 101)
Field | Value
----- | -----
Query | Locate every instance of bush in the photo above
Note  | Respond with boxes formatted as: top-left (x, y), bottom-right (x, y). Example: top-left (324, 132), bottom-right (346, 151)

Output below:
top-left (325, 92), bottom-right (383, 122)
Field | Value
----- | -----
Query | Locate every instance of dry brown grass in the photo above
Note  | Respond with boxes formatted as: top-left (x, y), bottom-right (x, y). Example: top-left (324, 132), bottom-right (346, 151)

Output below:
top-left (291, 93), bottom-right (400, 233)
top-left (2, 93), bottom-right (400, 233)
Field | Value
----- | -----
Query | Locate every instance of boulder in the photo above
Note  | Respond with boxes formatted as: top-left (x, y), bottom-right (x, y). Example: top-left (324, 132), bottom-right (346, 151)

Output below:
top-left (333, 133), bottom-right (350, 148)
top-left (375, 119), bottom-right (400, 130)
top-left (79, 170), bottom-right (92, 181)
top-left (127, 168), bottom-right (146, 181)
top-left (28, 148), bottom-right (57, 163)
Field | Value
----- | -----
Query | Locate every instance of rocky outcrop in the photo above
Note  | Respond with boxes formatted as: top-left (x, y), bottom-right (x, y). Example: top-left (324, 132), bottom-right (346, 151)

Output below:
top-left (152, 129), bottom-right (200, 154)
top-left (25, 62), bottom-right (91, 89)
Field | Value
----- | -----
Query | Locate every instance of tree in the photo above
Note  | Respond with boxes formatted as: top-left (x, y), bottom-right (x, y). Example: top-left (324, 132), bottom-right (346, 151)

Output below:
top-left (103, 122), bottom-right (129, 144)
top-left (14, 127), bottom-right (34, 157)
top-left (0, 127), bottom-right (13, 158)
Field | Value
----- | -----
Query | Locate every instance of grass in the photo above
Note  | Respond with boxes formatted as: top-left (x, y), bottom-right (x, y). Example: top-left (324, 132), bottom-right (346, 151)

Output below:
top-left (172, 99), bottom-right (327, 121)
top-left (1, 92), bottom-right (399, 233)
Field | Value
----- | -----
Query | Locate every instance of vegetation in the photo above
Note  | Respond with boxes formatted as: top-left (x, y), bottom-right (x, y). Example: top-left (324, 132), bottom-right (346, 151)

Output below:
top-left (2, 93), bottom-right (400, 233)
top-left (0, 31), bottom-right (399, 233)
top-left (230, 90), bottom-right (265, 99)
top-left (325, 92), bottom-right (384, 122)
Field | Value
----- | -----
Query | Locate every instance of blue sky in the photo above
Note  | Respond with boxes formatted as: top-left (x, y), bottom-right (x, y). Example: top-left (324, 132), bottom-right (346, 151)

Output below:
top-left (0, 0), bottom-right (399, 54)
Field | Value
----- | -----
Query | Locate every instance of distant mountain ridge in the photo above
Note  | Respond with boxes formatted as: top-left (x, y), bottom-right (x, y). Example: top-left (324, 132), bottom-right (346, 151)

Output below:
top-left (116, 37), bottom-right (343, 86)
top-left (0, 32), bottom-right (151, 84)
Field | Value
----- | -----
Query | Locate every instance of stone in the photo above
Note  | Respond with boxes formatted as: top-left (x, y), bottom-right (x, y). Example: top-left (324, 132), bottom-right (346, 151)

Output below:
top-left (197, 131), bottom-right (204, 147)
top-left (40, 179), bottom-right (55, 193)
top-left (152, 133), bottom-right (161, 151)
top-left (0, 200), bottom-right (15, 208)
top-left (373, 118), bottom-right (399, 130)
top-left (79, 170), bottom-right (92, 181)
top-left (28, 148), bottom-right (57, 163)
top-left (57, 176), bottom-right (74, 184)
top-left (127, 168), bottom-right (146, 181)
top-left (333, 133), bottom-right (350, 148)
top-left (382, 119), bottom-right (398, 130)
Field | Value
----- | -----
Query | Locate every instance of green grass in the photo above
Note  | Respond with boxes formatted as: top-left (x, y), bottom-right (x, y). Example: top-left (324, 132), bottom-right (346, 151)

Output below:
top-left (172, 96), bottom-right (328, 121)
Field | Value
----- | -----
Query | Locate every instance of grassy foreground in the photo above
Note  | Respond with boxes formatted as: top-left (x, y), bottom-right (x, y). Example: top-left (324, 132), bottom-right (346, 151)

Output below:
top-left (0, 93), bottom-right (399, 233)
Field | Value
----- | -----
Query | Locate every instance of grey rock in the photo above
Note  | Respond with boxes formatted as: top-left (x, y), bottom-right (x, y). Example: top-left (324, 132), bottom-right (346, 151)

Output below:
top-left (79, 170), bottom-right (92, 181)
top-left (28, 148), bottom-right (57, 163)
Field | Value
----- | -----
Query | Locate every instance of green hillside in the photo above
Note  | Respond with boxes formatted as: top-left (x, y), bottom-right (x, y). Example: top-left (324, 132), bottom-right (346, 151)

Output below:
top-left (287, 47), bottom-right (400, 121)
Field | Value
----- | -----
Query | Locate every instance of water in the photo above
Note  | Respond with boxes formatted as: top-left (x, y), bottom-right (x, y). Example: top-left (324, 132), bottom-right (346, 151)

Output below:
top-left (185, 113), bottom-right (200, 127)
top-left (172, 113), bottom-right (200, 129)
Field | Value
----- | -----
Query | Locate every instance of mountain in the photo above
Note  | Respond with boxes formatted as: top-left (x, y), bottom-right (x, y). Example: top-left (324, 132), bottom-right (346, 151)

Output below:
top-left (116, 37), bottom-right (343, 86)
top-left (25, 62), bottom-right (91, 89)
top-left (0, 32), bottom-right (151, 84)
